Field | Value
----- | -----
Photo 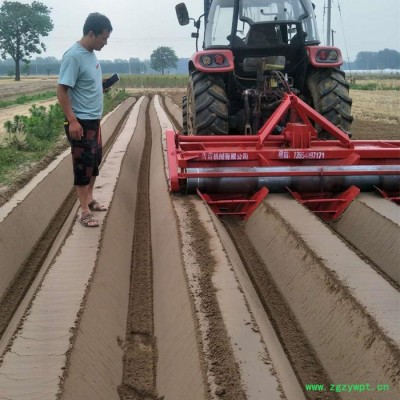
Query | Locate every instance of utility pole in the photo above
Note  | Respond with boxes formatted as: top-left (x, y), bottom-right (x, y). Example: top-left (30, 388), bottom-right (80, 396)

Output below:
top-left (326, 0), bottom-right (332, 46)
top-left (204, 0), bottom-right (211, 14)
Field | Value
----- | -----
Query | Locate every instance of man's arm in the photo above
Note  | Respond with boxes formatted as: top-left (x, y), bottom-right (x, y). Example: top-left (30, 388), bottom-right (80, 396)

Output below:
top-left (57, 84), bottom-right (83, 140)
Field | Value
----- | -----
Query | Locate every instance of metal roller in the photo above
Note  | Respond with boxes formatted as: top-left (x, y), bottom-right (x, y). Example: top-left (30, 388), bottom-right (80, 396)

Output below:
top-left (186, 166), bottom-right (400, 194)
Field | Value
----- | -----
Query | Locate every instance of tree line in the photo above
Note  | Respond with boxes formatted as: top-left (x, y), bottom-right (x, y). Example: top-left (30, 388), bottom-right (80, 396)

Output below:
top-left (1, 48), bottom-right (398, 78)
top-left (0, 56), bottom-right (190, 77)
top-left (0, 1), bottom-right (398, 81)
top-left (343, 49), bottom-right (400, 70)
top-left (0, 1), bottom-right (181, 80)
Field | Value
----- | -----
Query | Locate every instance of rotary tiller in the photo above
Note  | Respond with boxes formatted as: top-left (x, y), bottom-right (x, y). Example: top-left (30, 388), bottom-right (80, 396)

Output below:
top-left (166, 92), bottom-right (400, 220)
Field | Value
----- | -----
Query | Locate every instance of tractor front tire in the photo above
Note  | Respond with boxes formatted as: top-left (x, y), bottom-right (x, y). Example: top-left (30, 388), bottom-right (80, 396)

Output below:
top-left (186, 70), bottom-right (228, 135)
top-left (307, 68), bottom-right (353, 139)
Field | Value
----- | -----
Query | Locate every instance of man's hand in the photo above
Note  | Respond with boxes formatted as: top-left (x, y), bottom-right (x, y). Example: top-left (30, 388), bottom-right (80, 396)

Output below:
top-left (68, 119), bottom-right (83, 140)
top-left (57, 84), bottom-right (83, 139)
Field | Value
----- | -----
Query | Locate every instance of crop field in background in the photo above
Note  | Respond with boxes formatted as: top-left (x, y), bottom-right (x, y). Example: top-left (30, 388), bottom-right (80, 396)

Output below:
top-left (0, 91), bottom-right (56, 109)
top-left (119, 74), bottom-right (187, 88)
top-left (349, 78), bottom-right (400, 91)
top-left (347, 72), bottom-right (400, 87)
top-left (349, 75), bottom-right (399, 125)
top-left (1, 72), bottom-right (398, 90)
top-left (0, 74), bottom-right (398, 125)
top-left (351, 80), bottom-right (400, 91)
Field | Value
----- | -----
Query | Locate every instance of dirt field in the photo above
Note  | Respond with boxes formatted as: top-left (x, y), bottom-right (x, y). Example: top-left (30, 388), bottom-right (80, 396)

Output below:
top-left (0, 78), bottom-right (59, 139)
top-left (0, 82), bottom-right (398, 141)
top-left (0, 84), bottom-right (398, 400)
top-left (351, 90), bottom-right (399, 125)
top-left (0, 77), bottom-right (57, 101)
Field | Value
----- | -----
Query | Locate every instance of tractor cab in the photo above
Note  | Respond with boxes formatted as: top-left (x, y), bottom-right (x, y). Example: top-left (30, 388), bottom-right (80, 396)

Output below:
top-left (203, 0), bottom-right (320, 49)
top-left (176, 0), bottom-right (352, 139)
top-left (176, 0), bottom-right (321, 88)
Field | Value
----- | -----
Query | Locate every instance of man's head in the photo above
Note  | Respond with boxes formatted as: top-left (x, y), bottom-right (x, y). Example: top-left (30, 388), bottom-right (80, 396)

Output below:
top-left (82, 13), bottom-right (113, 51)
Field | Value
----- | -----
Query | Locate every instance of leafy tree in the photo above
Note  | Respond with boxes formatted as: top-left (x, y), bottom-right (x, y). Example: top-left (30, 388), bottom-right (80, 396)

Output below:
top-left (129, 57), bottom-right (143, 74)
top-left (353, 49), bottom-right (400, 70)
top-left (150, 46), bottom-right (178, 75)
top-left (377, 49), bottom-right (400, 69)
top-left (0, 1), bottom-right (53, 81)
top-left (22, 60), bottom-right (30, 76)
top-left (354, 51), bottom-right (378, 70)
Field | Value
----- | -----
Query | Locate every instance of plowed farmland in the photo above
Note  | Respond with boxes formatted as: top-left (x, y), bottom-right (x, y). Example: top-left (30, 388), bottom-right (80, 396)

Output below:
top-left (0, 85), bottom-right (399, 400)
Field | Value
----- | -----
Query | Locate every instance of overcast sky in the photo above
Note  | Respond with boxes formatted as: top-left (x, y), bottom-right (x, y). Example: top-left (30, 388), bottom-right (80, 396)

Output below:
top-left (3, 0), bottom-right (399, 62)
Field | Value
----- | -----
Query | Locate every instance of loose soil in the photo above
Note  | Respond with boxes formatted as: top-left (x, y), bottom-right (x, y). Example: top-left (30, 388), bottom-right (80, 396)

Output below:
top-left (174, 197), bottom-right (248, 400)
top-left (0, 101), bottom-right (134, 346)
top-left (0, 90), bottom-right (398, 399)
top-left (225, 217), bottom-right (339, 399)
top-left (351, 89), bottom-right (399, 125)
top-left (118, 98), bottom-right (158, 400)
top-left (351, 118), bottom-right (399, 140)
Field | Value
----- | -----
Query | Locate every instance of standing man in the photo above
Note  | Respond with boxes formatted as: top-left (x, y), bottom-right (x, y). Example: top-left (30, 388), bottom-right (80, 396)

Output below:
top-left (57, 13), bottom-right (113, 227)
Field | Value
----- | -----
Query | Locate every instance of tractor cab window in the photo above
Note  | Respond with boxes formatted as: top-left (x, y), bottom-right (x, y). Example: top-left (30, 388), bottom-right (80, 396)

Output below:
top-left (205, 0), bottom-right (235, 47)
top-left (240, 0), bottom-right (305, 22)
top-left (239, 0), bottom-right (319, 42)
top-left (204, 0), bottom-right (319, 48)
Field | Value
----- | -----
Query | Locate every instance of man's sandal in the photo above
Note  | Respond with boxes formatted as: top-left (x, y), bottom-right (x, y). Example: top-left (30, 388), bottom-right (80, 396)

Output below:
top-left (88, 200), bottom-right (108, 212)
top-left (79, 212), bottom-right (99, 228)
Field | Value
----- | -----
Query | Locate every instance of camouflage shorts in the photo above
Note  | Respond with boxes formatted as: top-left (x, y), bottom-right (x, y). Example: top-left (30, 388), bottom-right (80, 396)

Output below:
top-left (64, 119), bottom-right (103, 186)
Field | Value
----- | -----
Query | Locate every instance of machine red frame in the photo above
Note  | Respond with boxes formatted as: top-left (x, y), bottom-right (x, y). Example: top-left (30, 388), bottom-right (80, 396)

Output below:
top-left (166, 92), bottom-right (400, 220)
top-left (191, 49), bottom-right (235, 73)
top-left (306, 46), bottom-right (343, 67)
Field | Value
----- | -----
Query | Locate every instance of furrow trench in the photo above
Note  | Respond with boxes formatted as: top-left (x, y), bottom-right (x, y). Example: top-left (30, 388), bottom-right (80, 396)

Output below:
top-left (0, 92), bottom-right (398, 400)
top-left (118, 97), bottom-right (157, 400)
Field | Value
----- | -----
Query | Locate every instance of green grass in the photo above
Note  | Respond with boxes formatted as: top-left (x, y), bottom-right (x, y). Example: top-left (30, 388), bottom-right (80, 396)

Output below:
top-left (0, 145), bottom-right (55, 185)
top-left (103, 88), bottom-right (130, 116)
top-left (0, 147), bottom-right (41, 181)
top-left (349, 81), bottom-right (400, 91)
top-left (347, 73), bottom-right (400, 91)
top-left (0, 91), bottom-right (56, 109)
top-left (119, 74), bottom-right (187, 88)
top-left (347, 72), bottom-right (400, 80)
top-left (0, 88), bottom-right (130, 186)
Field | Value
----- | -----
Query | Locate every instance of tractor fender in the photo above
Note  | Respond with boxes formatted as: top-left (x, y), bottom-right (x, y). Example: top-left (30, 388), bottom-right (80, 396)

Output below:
top-left (306, 46), bottom-right (344, 68)
top-left (189, 49), bottom-right (234, 73)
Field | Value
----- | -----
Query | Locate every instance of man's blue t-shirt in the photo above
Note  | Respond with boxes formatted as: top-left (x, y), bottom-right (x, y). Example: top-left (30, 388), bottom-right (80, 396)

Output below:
top-left (58, 42), bottom-right (103, 120)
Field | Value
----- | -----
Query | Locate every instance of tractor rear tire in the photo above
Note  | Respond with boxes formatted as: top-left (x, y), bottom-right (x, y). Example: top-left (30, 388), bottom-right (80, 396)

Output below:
top-left (307, 68), bottom-right (353, 139)
top-left (187, 70), bottom-right (228, 135)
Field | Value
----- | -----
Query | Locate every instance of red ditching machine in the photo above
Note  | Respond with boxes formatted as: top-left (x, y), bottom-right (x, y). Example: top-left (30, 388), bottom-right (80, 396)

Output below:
top-left (167, 0), bottom-right (400, 220)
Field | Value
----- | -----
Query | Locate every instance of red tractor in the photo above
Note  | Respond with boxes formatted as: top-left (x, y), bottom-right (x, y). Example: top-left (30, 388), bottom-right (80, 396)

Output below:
top-left (176, 0), bottom-right (353, 139)
top-left (171, 0), bottom-right (398, 220)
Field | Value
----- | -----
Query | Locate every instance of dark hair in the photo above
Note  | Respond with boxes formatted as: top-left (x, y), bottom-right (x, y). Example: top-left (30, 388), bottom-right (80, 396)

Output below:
top-left (83, 13), bottom-right (113, 36)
